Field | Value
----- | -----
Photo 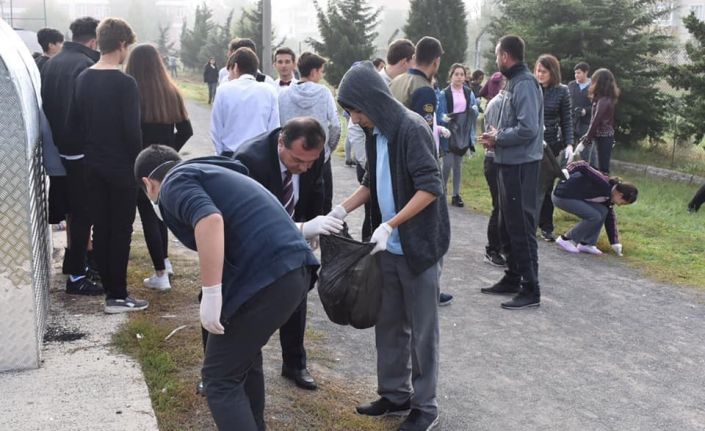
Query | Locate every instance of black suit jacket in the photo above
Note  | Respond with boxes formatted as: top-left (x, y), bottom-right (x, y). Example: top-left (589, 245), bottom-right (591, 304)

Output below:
top-left (234, 128), bottom-right (325, 223)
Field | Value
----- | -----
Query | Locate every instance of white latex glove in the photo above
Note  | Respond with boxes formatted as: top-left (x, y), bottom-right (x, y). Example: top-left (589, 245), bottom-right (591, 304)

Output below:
top-left (438, 126), bottom-right (451, 139)
top-left (327, 204), bottom-right (348, 221)
top-left (301, 215), bottom-right (343, 239)
top-left (564, 145), bottom-right (575, 163)
top-left (370, 223), bottom-right (392, 255)
top-left (561, 169), bottom-right (570, 180)
top-left (200, 284), bottom-right (224, 335)
top-left (575, 142), bottom-right (585, 156)
top-left (611, 243), bottom-right (623, 256)
top-left (308, 236), bottom-right (320, 251)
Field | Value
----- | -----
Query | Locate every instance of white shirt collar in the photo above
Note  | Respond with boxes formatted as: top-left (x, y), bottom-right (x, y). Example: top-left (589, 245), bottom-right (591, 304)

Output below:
top-left (238, 74), bottom-right (256, 81)
top-left (278, 157), bottom-right (287, 175)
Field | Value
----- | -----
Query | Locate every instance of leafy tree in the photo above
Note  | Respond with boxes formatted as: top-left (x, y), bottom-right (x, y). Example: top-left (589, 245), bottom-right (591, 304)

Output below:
top-left (488, 0), bottom-right (673, 146)
top-left (179, 2), bottom-right (215, 69)
top-left (404, 0), bottom-right (469, 87)
top-left (199, 10), bottom-right (235, 69)
top-left (308, 0), bottom-right (381, 86)
top-left (667, 12), bottom-right (705, 144)
top-left (237, 0), bottom-right (285, 63)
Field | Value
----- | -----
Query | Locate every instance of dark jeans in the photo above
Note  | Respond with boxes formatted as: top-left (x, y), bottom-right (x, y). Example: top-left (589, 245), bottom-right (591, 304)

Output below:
top-left (356, 162), bottom-right (372, 241)
top-left (483, 156), bottom-right (501, 253)
top-left (689, 183), bottom-right (705, 211)
top-left (322, 158), bottom-right (333, 214)
top-left (207, 82), bottom-right (217, 104)
top-left (589, 135), bottom-right (614, 174)
top-left (202, 266), bottom-right (310, 431)
top-left (63, 158), bottom-right (92, 276)
top-left (85, 167), bottom-right (137, 299)
top-left (538, 177), bottom-right (556, 233)
top-left (497, 161), bottom-right (540, 284)
top-left (136, 189), bottom-right (168, 271)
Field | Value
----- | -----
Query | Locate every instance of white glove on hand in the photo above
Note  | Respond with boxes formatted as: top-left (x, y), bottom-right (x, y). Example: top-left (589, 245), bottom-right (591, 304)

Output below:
top-left (611, 243), bottom-right (623, 256)
top-left (438, 126), bottom-right (451, 139)
top-left (564, 145), bottom-right (575, 163)
top-left (308, 236), bottom-right (320, 251)
top-left (575, 142), bottom-right (585, 157)
top-left (561, 169), bottom-right (570, 180)
top-left (302, 215), bottom-right (343, 239)
top-left (327, 204), bottom-right (348, 221)
top-left (370, 223), bottom-right (393, 255)
top-left (200, 284), bottom-right (224, 335)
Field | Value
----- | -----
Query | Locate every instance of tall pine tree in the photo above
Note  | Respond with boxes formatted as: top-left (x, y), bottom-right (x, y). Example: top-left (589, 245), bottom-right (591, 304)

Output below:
top-left (179, 2), bottom-right (215, 70)
top-left (488, 0), bottom-right (672, 146)
top-left (308, 0), bottom-right (381, 86)
top-left (667, 12), bottom-right (705, 144)
top-left (404, 0), bottom-right (468, 87)
top-left (237, 0), bottom-right (285, 63)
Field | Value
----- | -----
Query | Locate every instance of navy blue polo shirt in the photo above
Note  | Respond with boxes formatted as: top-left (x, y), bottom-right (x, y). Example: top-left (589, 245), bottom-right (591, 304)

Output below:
top-left (158, 157), bottom-right (319, 320)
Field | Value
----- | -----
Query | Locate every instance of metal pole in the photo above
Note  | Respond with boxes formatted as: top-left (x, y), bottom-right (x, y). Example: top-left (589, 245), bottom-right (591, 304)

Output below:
top-left (262, 0), bottom-right (272, 76)
top-left (43, 0), bottom-right (47, 26)
top-left (9, 0), bottom-right (13, 27)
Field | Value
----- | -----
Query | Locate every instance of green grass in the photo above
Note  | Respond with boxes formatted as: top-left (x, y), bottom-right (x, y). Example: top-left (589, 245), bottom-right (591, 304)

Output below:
top-left (174, 72), bottom-right (209, 105)
top-left (613, 140), bottom-right (705, 177)
top-left (456, 149), bottom-right (705, 287)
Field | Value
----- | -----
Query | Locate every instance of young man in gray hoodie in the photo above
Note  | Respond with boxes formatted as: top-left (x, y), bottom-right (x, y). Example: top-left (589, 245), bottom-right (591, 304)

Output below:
top-left (278, 52), bottom-right (341, 213)
top-left (329, 61), bottom-right (449, 431)
top-left (480, 35), bottom-right (544, 310)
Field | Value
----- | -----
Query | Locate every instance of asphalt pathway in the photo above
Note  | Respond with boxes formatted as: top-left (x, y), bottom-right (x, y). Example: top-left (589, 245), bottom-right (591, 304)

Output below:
top-left (182, 100), bottom-right (705, 431)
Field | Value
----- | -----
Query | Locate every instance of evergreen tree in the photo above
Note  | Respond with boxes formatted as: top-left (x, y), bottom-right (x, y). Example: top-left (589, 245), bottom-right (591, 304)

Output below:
top-left (157, 24), bottom-right (174, 57)
top-left (237, 0), bottom-right (285, 63)
top-left (488, 0), bottom-right (672, 146)
top-left (667, 12), bottom-right (705, 144)
top-left (404, 0), bottom-right (468, 87)
top-left (308, 0), bottom-right (381, 86)
top-left (179, 2), bottom-right (215, 70)
top-left (200, 10), bottom-right (235, 69)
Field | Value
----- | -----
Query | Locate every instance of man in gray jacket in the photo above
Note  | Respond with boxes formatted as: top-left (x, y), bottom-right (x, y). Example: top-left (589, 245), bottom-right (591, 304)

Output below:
top-left (330, 61), bottom-right (449, 431)
top-left (279, 52), bottom-right (341, 213)
top-left (480, 35), bottom-right (544, 309)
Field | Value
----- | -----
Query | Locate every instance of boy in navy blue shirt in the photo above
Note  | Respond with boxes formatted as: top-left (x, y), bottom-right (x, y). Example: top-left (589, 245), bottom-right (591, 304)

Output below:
top-left (134, 145), bottom-right (322, 431)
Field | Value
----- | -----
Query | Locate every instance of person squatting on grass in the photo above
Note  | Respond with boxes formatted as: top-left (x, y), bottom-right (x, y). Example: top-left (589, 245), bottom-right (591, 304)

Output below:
top-left (552, 161), bottom-right (637, 256)
top-left (134, 145), bottom-right (329, 431)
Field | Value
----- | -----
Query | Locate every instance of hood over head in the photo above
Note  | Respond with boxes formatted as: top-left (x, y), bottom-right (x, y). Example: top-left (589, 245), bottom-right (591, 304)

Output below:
top-left (337, 61), bottom-right (406, 139)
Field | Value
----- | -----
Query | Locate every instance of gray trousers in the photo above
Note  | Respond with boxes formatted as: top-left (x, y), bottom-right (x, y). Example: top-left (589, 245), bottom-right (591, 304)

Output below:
top-left (551, 194), bottom-right (608, 246)
top-left (376, 252), bottom-right (440, 416)
top-left (442, 153), bottom-right (463, 197)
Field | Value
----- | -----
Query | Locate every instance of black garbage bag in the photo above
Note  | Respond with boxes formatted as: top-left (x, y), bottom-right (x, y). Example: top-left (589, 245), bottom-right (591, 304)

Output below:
top-left (318, 229), bottom-right (382, 329)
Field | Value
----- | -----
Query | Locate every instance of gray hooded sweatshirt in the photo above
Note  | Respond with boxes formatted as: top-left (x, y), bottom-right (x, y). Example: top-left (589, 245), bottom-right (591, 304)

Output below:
top-left (337, 61), bottom-right (449, 274)
top-left (278, 81), bottom-right (341, 161)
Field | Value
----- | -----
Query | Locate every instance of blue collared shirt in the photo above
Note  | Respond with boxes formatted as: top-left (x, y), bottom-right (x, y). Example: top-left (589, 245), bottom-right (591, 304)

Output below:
top-left (374, 128), bottom-right (403, 255)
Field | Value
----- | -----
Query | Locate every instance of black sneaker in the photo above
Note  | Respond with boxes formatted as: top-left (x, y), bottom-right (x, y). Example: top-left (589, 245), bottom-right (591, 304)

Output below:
top-left (481, 273), bottom-right (520, 295)
top-left (501, 293), bottom-right (540, 309)
top-left (451, 195), bottom-right (464, 207)
top-left (398, 409), bottom-right (439, 431)
top-left (65, 276), bottom-right (104, 296)
top-left (356, 397), bottom-right (410, 417)
top-left (540, 230), bottom-right (557, 242)
top-left (104, 296), bottom-right (149, 314)
top-left (484, 250), bottom-right (507, 267)
top-left (439, 292), bottom-right (454, 306)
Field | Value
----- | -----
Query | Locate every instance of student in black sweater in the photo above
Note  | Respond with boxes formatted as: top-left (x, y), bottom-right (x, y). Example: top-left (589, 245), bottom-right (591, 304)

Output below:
top-left (125, 43), bottom-right (193, 291)
top-left (71, 18), bottom-right (148, 313)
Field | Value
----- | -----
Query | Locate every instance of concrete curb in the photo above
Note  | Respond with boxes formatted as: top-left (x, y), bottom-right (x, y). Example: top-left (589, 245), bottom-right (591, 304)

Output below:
top-left (612, 159), bottom-right (705, 185)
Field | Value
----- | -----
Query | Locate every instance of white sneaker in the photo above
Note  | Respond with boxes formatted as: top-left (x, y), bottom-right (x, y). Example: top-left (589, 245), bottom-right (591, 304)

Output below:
top-left (144, 274), bottom-right (171, 291)
top-left (556, 236), bottom-right (579, 253)
top-left (577, 244), bottom-right (603, 255)
top-left (164, 258), bottom-right (174, 276)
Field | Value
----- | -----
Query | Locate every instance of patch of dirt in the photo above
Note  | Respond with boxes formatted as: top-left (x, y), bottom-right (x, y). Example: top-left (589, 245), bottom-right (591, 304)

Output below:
top-left (43, 325), bottom-right (86, 343)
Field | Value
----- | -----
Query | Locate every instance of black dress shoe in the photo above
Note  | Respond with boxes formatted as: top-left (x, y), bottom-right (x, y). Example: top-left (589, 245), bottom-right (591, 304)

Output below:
top-left (281, 366), bottom-right (318, 390)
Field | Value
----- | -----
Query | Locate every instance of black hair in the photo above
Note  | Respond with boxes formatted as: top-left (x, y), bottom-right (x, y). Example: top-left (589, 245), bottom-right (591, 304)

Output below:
top-left (37, 28), bottom-right (64, 52)
top-left (134, 145), bottom-right (182, 185)
top-left (610, 179), bottom-right (638, 204)
top-left (415, 36), bottom-right (444, 66)
top-left (337, 100), bottom-right (361, 113)
top-left (471, 69), bottom-right (484, 81)
top-left (386, 39), bottom-right (414, 65)
top-left (274, 46), bottom-right (296, 62)
top-left (280, 117), bottom-right (326, 151)
top-left (498, 35), bottom-right (525, 62)
top-left (297, 52), bottom-right (326, 77)
top-left (227, 47), bottom-right (259, 76)
top-left (69, 17), bottom-right (99, 43)
top-left (574, 62), bottom-right (590, 73)
top-left (372, 58), bottom-right (386, 68)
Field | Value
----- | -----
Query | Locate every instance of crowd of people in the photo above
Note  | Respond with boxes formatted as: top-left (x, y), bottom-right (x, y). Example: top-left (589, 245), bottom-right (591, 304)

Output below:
top-left (32, 14), bottom-right (645, 431)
